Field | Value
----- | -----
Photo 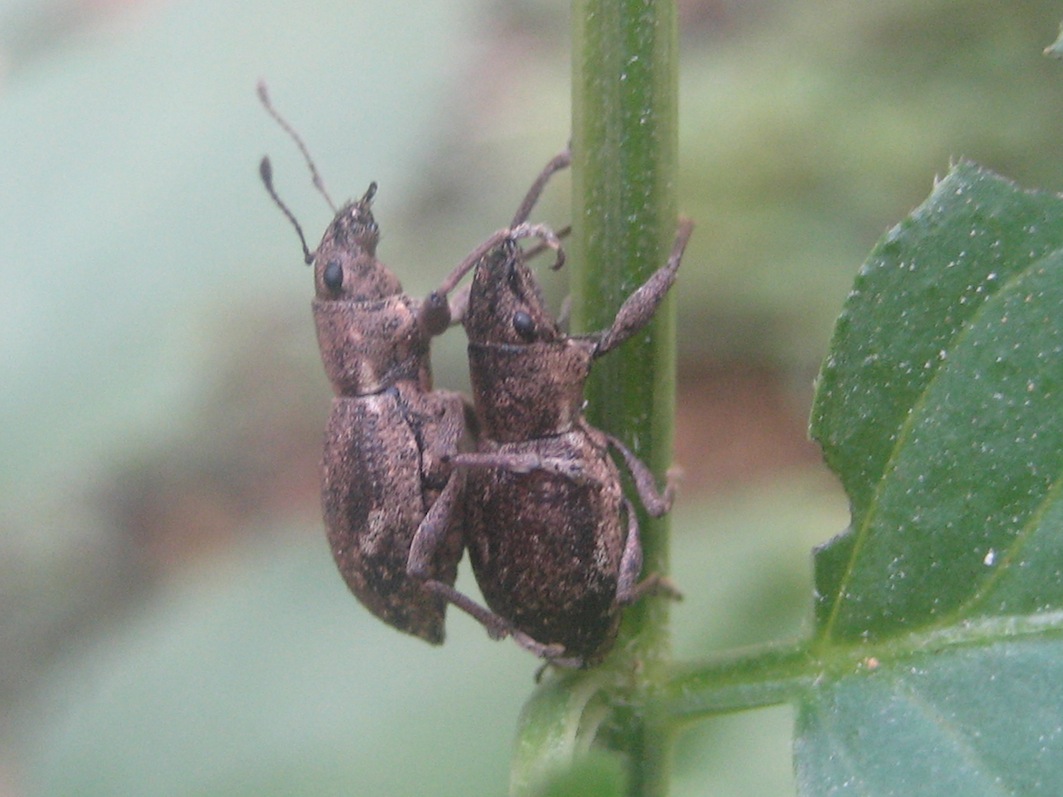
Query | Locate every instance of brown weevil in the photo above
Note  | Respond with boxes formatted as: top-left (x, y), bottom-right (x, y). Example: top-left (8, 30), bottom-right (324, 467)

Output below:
top-left (411, 150), bottom-right (694, 666)
top-left (257, 84), bottom-right (565, 646)
top-left (257, 82), bottom-right (470, 644)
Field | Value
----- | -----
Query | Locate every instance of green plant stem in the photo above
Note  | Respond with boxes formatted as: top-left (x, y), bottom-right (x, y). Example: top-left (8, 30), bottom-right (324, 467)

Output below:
top-left (660, 642), bottom-right (817, 724)
top-left (572, 0), bottom-right (679, 795)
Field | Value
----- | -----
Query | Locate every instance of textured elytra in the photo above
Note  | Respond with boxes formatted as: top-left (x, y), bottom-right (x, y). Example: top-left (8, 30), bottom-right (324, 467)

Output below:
top-left (463, 427), bottom-right (625, 659)
top-left (323, 387), bottom-right (465, 643)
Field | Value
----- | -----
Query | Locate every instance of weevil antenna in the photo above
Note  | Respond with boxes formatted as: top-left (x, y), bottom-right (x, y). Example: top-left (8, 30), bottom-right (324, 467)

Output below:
top-left (257, 80), bottom-right (337, 212)
top-left (525, 224), bottom-right (571, 264)
top-left (259, 156), bottom-right (314, 264)
top-left (509, 145), bottom-right (571, 227)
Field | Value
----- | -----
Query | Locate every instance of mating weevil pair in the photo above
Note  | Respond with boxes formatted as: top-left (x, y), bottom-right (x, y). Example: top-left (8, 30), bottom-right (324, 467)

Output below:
top-left (259, 84), bottom-right (693, 666)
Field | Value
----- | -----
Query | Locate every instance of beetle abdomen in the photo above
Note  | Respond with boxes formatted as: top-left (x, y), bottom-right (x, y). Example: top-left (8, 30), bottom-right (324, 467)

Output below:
top-left (321, 392), bottom-right (460, 643)
top-left (465, 433), bottom-right (625, 661)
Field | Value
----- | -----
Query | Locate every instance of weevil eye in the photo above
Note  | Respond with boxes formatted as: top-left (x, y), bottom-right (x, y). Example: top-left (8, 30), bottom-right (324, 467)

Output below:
top-left (513, 310), bottom-right (536, 340)
top-left (323, 260), bottom-right (344, 293)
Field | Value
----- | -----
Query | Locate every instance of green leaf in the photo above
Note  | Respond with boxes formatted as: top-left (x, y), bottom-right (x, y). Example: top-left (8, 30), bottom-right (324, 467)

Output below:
top-left (511, 673), bottom-right (612, 797)
top-left (798, 162), bottom-right (1063, 794)
top-left (528, 752), bottom-right (627, 797)
top-left (796, 624), bottom-right (1063, 795)
top-left (810, 162), bottom-right (1063, 642)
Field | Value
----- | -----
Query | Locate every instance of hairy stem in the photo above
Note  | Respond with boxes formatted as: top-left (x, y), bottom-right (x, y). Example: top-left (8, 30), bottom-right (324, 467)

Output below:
top-left (572, 0), bottom-right (680, 794)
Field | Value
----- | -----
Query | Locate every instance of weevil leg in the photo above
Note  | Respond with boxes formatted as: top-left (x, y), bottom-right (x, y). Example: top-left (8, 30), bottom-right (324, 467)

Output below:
top-left (421, 579), bottom-right (591, 659)
top-left (532, 652), bottom-right (587, 682)
top-left (603, 433), bottom-right (680, 517)
top-left (594, 217), bottom-right (694, 357)
top-left (421, 581), bottom-right (513, 641)
top-left (616, 497), bottom-right (645, 603)
top-left (407, 468), bottom-right (465, 580)
top-left (447, 283), bottom-right (471, 325)
top-left (616, 497), bottom-right (684, 605)
top-left (408, 469), bottom-right (515, 641)
top-left (428, 222), bottom-right (564, 313)
top-left (416, 290), bottom-right (452, 337)
top-left (424, 577), bottom-right (582, 664)
top-left (416, 282), bottom-right (472, 335)
top-left (524, 225), bottom-right (571, 265)
top-left (420, 146), bottom-right (571, 328)
top-left (447, 451), bottom-right (590, 485)
top-left (509, 146), bottom-right (572, 228)
top-left (625, 572), bottom-right (685, 605)
top-left (510, 632), bottom-right (573, 663)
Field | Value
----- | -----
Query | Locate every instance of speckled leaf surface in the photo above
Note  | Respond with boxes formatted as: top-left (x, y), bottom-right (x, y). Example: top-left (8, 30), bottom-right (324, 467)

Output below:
top-left (799, 162), bottom-right (1063, 794)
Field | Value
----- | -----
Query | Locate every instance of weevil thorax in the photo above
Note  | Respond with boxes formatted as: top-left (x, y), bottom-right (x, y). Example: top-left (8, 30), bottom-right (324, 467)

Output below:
top-left (465, 238), bottom-right (593, 442)
top-left (311, 185), bottom-right (431, 397)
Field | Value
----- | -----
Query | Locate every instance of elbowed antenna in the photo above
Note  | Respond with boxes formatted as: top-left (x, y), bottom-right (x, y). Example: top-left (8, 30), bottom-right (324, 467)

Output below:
top-left (259, 156), bottom-right (314, 264)
top-left (257, 80), bottom-right (336, 211)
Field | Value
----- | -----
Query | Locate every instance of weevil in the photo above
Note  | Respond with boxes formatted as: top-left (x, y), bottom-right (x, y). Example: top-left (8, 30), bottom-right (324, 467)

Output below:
top-left (410, 151), bottom-right (694, 665)
top-left (257, 83), bottom-right (469, 644)
top-left (257, 83), bottom-right (564, 645)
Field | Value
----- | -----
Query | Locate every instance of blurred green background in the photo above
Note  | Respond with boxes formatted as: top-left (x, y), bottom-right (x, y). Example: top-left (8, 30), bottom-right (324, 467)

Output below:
top-left (3, 1), bottom-right (1062, 794)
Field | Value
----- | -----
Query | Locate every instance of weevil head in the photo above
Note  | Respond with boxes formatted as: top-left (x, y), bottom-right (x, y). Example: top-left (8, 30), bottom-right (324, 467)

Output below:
top-left (312, 183), bottom-right (403, 302)
top-left (462, 235), bottom-right (593, 439)
top-left (308, 183), bottom-right (431, 396)
top-left (463, 237), bottom-right (563, 346)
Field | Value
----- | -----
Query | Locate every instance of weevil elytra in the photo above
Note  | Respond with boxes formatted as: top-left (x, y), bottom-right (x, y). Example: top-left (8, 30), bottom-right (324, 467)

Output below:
top-left (258, 82), bottom-right (469, 644)
top-left (410, 149), bottom-right (694, 666)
